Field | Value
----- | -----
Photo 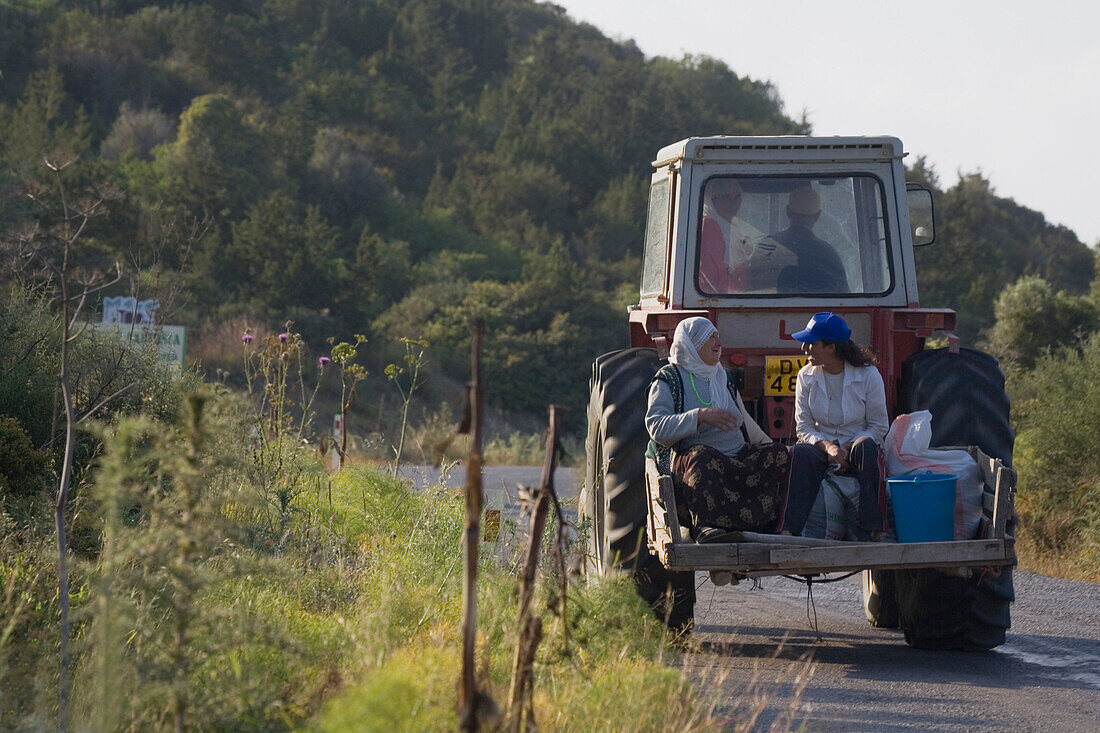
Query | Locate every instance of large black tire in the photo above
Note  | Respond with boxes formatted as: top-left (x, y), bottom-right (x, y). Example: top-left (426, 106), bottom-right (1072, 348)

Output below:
top-left (892, 347), bottom-right (1015, 651)
top-left (582, 348), bottom-right (695, 629)
top-left (899, 347), bottom-right (1014, 466)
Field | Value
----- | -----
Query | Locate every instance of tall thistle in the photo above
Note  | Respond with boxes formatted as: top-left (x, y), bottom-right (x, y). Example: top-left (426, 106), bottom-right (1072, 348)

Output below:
top-left (386, 337), bottom-right (429, 476)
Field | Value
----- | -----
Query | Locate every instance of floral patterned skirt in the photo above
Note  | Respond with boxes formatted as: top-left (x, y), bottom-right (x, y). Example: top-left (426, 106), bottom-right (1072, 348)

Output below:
top-left (672, 443), bottom-right (791, 534)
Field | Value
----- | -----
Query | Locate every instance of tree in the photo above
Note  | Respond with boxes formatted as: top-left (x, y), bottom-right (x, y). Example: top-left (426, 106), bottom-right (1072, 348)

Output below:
top-left (16, 157), bottom-right (121, 729)
top-left (100, 103), bottom-right (176, 161)
top-left (987, 275), bottom-right (1098, 368)
top-left (224, 192), bottom-right (342, 317)
top-left (0, 66), bottom-right (92, 198)
top-left (305, 127), bottom-right (390, 230)
top-left (152, 94), bottom-right (271, 221)
top-left (915, 172), bottom-right (1094, 343)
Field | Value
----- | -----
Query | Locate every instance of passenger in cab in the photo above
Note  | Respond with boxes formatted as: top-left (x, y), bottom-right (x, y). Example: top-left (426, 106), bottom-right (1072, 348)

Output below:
top-left (770, 187), bottom-right (849, 294)
top-left (780, 312), bottom-right (888, 540)
top-left (699, 179), bottom-right (754, 293)
top-left (646, 317), bottom-right (791, 541)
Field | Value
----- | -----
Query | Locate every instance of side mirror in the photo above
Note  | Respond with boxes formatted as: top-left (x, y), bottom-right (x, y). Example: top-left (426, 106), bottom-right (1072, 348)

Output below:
top-left (906, 184), bottom-right (935, 246)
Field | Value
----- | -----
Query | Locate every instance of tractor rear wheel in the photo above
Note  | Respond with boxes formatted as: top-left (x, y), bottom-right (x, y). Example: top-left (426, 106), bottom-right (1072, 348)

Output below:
top-left (582, 348), bottom-right (695, 630)
top-left (862, 568), bottom-right (900, 628)
top-left (892, 347), bottom-right (1015, 651)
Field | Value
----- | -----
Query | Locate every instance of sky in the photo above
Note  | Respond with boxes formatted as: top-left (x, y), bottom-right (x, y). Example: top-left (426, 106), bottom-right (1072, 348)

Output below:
top-left (551, 0), bottom-right (1100, 246)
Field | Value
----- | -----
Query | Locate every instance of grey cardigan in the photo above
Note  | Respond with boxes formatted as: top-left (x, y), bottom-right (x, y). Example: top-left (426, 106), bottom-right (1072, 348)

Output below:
top-left (645, 365), bottom-right (771, 458)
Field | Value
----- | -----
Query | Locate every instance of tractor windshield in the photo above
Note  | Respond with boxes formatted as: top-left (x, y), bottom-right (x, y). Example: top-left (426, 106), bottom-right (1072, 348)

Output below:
top-left (696, 175), bottom-right (892, 297)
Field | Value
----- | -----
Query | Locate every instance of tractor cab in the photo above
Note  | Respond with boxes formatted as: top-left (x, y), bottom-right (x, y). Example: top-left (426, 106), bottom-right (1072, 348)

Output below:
top-left (629, 136), bottom-right (949, 437)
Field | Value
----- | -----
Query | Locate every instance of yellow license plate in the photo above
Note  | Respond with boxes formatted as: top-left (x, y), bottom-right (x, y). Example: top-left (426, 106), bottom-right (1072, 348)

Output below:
top-left (765, 355), bottom-right (808, 396)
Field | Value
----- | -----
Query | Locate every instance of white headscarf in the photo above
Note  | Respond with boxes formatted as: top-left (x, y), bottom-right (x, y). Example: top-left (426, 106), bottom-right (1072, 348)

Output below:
top-left (703, 183), bottom-right (753, 273)
top-left (669, 317), bottom-right (738, 414)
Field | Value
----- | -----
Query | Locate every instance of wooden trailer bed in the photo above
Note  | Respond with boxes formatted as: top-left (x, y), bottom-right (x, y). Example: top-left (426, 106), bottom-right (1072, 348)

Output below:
top-left (645, 446), bottom-right (1016, 578)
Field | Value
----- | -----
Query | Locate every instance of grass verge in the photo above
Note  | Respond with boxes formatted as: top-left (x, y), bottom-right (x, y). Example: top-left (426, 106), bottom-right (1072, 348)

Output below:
top-left (308, 465), bottom-right (730, 731)
top-left (3, 431), bottom-right (731, 729)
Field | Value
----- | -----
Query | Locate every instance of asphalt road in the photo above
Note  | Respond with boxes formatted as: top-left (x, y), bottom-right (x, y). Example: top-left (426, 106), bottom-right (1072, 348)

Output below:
top-left (397, 463), bottom-right (579, 527)
top-left (686, 569), bottom-right (1100, 731)
top-left (397, 464), bottom-right (578, 500)
top-left (397, 465), bottom-right (1100, 731)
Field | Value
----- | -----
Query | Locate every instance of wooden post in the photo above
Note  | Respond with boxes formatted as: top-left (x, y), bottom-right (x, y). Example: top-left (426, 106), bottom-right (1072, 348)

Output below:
top-left (459, 322), bottom-right (485, 732)
top-left (506, 405), bottom-right (560, 730)
top-left (545, 406), bottom-right (570, 655)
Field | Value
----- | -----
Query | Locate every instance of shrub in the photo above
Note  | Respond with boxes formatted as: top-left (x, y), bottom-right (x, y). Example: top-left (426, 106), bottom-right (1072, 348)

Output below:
top-left (1010, 333), bottom-right (1100, 578)
top-left (0, 285), bottom-right (199, 517)
top-left (77, 391), bottom-right (353, 730)
top-left (0, 530), bottom-right (67, 729)
top-left (987, 275), bottom-right (1098, 368)
top-left (100, 103), bottom-right (175, 161)
top-left (0, 286), bottom-right (61, 448)
top-left (0, 416), bottom-right (49, 499)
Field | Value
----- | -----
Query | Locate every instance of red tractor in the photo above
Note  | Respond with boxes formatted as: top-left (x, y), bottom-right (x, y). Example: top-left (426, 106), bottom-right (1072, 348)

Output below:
top-left (582, 136), bottom-right (1015, 649)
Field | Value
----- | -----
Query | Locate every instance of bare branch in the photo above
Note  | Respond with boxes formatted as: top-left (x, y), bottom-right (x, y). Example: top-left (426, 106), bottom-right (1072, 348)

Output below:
top-left (66, 261), bottom-right (123, 305)
top-left (126, 212), bottom-right (205, 323)
top-left (43, 154), bottom-right (76, 173)
top-left (66, 321), bottom-right (89, 344)
top-left (68, 290), bottom-right (89, 332)
top-left (75, 382), bottom-right (137, 425)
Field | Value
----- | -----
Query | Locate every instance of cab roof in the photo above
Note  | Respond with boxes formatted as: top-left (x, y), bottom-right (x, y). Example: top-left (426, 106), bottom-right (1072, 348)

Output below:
top-left (653, 135), bottom-right (905, 168)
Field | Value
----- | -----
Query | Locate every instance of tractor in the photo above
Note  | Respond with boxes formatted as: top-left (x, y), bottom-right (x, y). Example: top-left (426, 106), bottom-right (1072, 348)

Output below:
top-left (582, 136), bottom-right (1015, 650)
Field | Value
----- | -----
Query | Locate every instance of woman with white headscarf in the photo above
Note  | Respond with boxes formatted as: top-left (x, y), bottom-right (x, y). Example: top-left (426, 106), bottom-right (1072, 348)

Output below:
top-left (645, 317), bottom-right (791, 540)
top-left (699, 178), bottom-right (754, 293)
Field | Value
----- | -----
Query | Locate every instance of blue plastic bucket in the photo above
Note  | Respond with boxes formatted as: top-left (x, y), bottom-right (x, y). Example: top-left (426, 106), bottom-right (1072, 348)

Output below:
top-left (887, 473), bottom-right (957, 543)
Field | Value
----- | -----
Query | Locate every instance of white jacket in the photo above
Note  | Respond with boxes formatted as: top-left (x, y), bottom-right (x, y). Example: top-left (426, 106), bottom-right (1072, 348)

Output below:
top-left (794, 363), bottom-right (889, 446)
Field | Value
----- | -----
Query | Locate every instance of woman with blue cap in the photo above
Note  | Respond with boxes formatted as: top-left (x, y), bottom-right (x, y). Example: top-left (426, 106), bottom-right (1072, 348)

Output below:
top-left (645, 317), bottom-right (791, 541)
top-left (781, 312), bottom-right (889, 539)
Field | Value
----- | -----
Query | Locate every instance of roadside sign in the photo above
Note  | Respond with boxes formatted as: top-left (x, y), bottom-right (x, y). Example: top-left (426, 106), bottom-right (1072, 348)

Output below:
top-left (102, 296), bottom-right (159, 324)
top-left (89, 322), bottom-right (187, 369)
top-left (483, 489), bottom-right (504, 542)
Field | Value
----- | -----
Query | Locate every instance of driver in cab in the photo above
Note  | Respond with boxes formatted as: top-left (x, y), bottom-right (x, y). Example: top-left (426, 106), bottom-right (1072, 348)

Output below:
top-left (769, 187), bottom-right (848, 294)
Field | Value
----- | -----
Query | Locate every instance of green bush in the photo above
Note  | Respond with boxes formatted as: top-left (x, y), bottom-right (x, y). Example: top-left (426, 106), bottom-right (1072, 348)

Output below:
top-left (1010, 333), bottom-right (1100, 576)
top-left (987, 275), bottom-right (1098, 368)
top-left (0, 526), bottom-right (68, 729)
top-left (0, 287), bottom-right (61, 448)
top-left (0, 416), bottom-right (49, 499)
top-left (0, 286), bottom-right (199, 514)
top-left (77, 392), bottom-right (351, 731)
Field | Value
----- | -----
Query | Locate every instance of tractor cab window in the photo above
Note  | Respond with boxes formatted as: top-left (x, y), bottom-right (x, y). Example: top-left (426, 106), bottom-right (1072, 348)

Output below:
top-left (641, 176), bottom-right (671, 296)
top-left (696, 175), bottom-right (892, 297)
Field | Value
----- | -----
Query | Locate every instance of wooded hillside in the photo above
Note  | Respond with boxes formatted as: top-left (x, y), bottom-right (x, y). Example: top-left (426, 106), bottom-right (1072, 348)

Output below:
top-left (1, 0), bottom-right (1091, 422)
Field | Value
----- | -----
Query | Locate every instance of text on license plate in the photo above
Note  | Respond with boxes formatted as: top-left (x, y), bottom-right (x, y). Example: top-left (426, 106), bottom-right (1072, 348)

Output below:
top-left (765, 356), bottom-right (808, 396)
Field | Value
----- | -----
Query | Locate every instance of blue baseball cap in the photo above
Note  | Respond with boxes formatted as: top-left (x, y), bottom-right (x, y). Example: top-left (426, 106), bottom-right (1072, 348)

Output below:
top-left (792, 312), bottom-right (851, 343)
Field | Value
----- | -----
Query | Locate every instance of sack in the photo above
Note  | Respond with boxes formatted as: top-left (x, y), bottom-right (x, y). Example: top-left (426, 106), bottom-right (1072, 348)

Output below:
top-left (802, 472), bottom-right (862, 540)
top-left (883, 411), bottom-right (983, 540)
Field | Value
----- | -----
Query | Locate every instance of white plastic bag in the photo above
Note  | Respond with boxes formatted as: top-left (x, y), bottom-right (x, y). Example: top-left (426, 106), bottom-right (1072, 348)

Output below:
top-left (883, 410), bottom-right (984, 540)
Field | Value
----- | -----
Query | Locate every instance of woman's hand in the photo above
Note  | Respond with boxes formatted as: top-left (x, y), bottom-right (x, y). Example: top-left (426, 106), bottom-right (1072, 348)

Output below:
top-left (817, 440), bottom-right (851, 472)
top-left (698, 407), bottom-right (742, 432)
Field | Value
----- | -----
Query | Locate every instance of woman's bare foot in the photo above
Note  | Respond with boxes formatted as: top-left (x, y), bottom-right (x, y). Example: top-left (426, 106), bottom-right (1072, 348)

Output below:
top-left (779, 529), bottom-right (793, 536)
